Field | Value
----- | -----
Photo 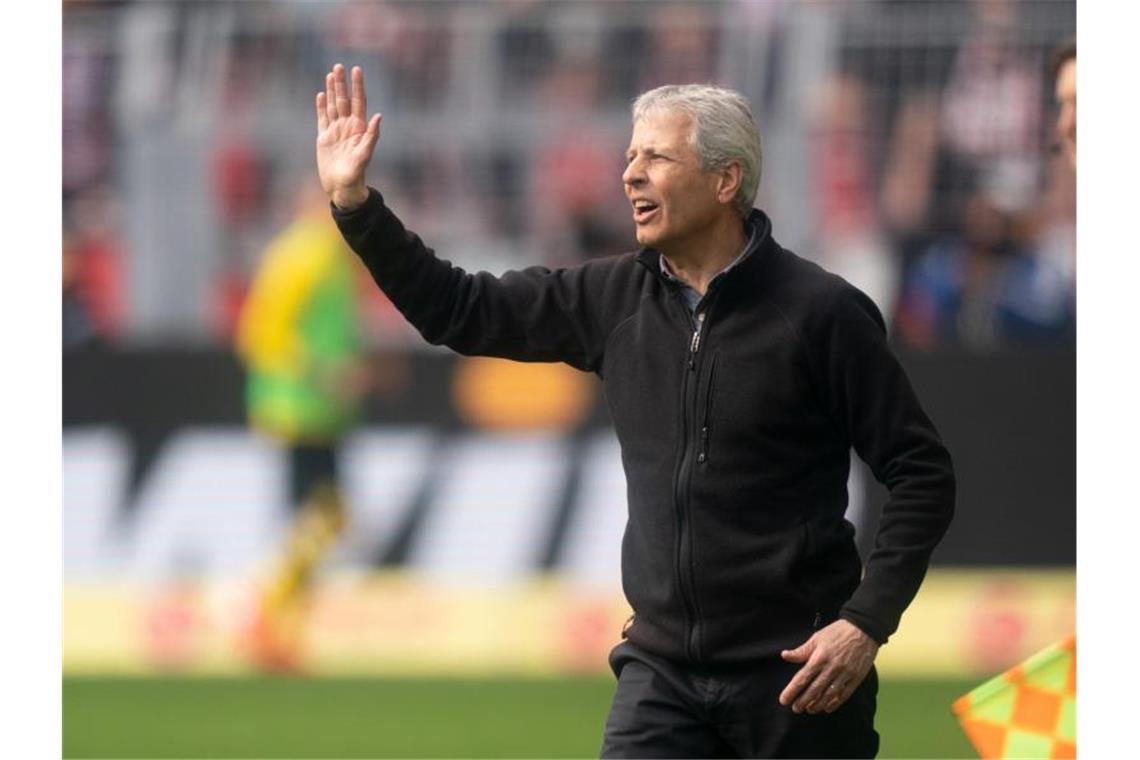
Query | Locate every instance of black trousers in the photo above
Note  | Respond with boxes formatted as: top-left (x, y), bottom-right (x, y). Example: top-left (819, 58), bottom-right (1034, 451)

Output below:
top-left (600, 640), bottom-right (879, 759)
top-left (288, 444), bottom-right (340, 511)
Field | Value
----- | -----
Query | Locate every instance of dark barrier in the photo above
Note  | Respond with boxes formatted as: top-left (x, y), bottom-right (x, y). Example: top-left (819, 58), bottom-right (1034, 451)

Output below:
top-left (63, 346), bottom-right (1074, 566)
top-left (890, 348), bottom-right (1075, 566)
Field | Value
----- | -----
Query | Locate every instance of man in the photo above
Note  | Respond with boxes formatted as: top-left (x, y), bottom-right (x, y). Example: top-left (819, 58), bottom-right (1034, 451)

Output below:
top-left (235, 181), bottom-right (371, 671)
top-left (1051, 40), bottom-right (1076, 169)
top-left (316, 64), bottom-right (954, 757)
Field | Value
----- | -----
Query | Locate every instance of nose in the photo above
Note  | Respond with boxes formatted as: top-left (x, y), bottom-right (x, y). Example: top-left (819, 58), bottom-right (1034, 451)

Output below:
top-left (622, 156), bottom-right (646, 188)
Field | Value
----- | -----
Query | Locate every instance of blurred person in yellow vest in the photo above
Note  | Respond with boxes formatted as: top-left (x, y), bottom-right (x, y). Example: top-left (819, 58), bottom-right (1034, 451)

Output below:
top-left (235, 179), bottom-right (373, 672)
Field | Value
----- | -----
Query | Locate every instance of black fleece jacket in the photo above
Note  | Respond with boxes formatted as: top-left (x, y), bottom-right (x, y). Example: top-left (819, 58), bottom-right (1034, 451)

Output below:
top-left (333, 188), bottom-right (955, 664)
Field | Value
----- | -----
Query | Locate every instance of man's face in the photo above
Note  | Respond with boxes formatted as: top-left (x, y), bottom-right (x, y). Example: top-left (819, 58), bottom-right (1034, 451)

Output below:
top-left (622, 108), bottom-right (723, 251)
top-left (1055, 57), bottom-right (1076, 168)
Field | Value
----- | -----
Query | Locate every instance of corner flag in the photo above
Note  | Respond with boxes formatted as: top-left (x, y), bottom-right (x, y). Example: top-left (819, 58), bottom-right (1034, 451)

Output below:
top-left (951, 634), bottom-right (1076, 758)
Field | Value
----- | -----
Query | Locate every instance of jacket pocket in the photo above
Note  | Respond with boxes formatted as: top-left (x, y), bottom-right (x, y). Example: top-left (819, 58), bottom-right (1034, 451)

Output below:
top-left (697, 353), bottom-right (718, 466)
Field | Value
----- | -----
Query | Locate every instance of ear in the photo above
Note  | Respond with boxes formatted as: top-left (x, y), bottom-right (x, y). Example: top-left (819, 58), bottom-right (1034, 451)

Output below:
top-left (716, 162), bottom-right (743, 206)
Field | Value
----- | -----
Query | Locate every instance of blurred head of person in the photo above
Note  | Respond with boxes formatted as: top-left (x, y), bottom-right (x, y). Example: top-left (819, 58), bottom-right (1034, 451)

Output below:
top-left (642, 3), bottom-right (716, 89)
top-left (973, 0), bottom-right (1016, 35)
top-left (1051, 41), bottom-right (1076, 169)
top-left (623, 84), bottom-right (762, 255)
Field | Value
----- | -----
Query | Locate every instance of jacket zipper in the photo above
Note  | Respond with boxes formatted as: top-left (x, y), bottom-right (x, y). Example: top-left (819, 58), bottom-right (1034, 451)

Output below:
top-left (675, 294), bottom-right (720, 662)
top-left (670, 298), bottom-right (696, 662)
top-left (685, 311), bottom-right (706, 661)
top-left (667, 292), bottom-right (706, 661)
top-left (689, 311), bottom-right (705, 365)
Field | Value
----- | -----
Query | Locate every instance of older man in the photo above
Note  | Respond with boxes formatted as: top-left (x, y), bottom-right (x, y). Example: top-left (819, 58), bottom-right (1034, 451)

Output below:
top-left (316, 64), bottom-right (954, 758)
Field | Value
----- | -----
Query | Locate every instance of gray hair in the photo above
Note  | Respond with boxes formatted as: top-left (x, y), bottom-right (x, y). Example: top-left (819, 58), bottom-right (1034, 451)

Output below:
top-left (632, 84), bottom-right (762, 218)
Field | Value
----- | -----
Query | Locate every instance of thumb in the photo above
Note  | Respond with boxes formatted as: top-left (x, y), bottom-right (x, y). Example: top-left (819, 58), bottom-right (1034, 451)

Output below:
top-left (781, 638), bottom-right (815, 662)
top-left (363, 113), bottom-right (382, 150)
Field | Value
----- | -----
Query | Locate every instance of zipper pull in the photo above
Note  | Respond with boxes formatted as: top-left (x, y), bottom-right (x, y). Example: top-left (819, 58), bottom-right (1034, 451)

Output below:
top-left (689, 312), bottom-right (706, 365)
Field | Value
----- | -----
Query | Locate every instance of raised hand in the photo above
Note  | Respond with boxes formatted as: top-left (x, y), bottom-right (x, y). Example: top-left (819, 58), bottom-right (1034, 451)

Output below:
top-left (316, 64), bottom-right (382, 212)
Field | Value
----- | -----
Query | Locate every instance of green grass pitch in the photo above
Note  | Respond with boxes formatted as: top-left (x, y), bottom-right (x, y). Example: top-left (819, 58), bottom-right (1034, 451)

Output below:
top-left (64, 676), bottom-right (979, 758)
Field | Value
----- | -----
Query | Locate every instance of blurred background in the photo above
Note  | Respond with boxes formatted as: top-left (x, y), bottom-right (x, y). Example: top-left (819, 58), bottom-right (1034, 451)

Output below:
top-left (62, 0), bottom-right (1074, 757)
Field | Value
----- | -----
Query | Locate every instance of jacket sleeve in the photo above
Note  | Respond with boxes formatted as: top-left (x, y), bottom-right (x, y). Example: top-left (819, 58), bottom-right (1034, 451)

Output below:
top-left (331, 188), bottom-right (609, 372)
top-left (812, 284), bottom-right (956, 644)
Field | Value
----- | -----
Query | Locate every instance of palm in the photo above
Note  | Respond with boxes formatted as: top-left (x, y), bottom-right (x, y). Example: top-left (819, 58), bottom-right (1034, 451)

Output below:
top-left (318, 115), bottom-right (371, 190)
top-left (315, 64), bottom-right (381, 209)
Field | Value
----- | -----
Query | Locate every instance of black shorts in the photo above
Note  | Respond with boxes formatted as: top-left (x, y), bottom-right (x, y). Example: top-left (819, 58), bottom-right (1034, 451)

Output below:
top-left (600, 639), bottom-right (879, 758)
top-left (288, 444), bottom-right (340, 510)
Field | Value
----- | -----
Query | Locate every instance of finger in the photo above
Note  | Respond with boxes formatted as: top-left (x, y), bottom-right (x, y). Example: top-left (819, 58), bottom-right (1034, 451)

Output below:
top-left (316, 92), bottom-right (329, 132)
top-left (779, 659), bottom-right (822, 707)
top-left (333, 63), bottom-right (350, 120)
top-left (351, 65), bottom-right (366, 121)
top-left (791, 672), bottom-right (826, 713)
top-left (794, 666), bottom-right (838, 714)
top-left (362, 113), bottom-right (382, 152)
top-left (814, 678), bottom-right (848, 715)
top-left (779, 667), bottom-right (814, 706)
top-left (325, 72), bottom-right (337, 122)
top-left (822, 676), bottom-right (854, 713)
top-left (824, 667), bottom-right (872, 713)
top-left (781, 638), bottom-right (814, 663)
top-left (821, 687), bottom-right (849, 714)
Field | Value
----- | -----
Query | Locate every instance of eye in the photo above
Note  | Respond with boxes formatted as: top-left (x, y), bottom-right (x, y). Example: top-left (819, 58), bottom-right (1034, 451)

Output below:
top-left (625, 152), bottom-right (669, 165)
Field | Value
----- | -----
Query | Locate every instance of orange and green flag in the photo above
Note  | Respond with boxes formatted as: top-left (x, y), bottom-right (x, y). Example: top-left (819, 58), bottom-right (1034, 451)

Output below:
top-left (952, 634), bottom-right (1076, 758)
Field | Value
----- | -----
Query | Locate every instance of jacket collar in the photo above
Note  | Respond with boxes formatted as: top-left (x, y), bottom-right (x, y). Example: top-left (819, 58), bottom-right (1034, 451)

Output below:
top-left (635, 208), bottom-right (775, 285)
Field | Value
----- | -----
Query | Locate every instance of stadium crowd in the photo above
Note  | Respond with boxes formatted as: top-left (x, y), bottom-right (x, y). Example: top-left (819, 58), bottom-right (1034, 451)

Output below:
top-left (62, 0), bottom-right (1074, 352)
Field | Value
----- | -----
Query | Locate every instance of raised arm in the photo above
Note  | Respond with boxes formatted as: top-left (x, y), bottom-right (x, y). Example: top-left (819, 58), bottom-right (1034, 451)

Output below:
top-left (313, 64), bottom-right (634, 371)
top-left (316, 64), bottom-right (382, 212)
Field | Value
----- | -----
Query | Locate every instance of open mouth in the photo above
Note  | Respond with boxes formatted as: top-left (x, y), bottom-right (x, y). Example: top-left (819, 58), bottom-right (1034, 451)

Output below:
top-left (632, 200), bottom-right (659, 224)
